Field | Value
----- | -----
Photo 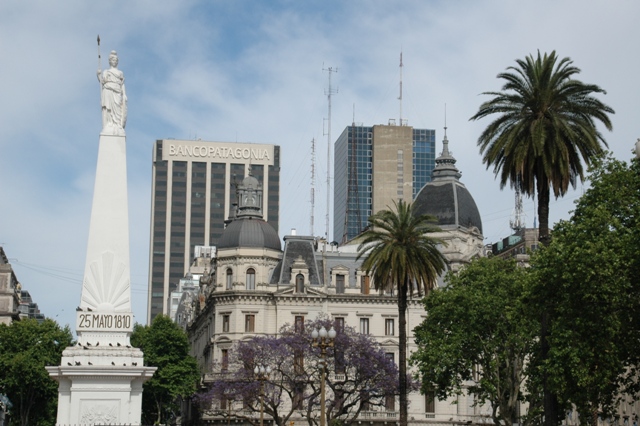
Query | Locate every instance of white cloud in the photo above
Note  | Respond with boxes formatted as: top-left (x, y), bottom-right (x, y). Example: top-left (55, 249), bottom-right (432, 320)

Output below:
top-left (1, 0), bottom-right (637, 331)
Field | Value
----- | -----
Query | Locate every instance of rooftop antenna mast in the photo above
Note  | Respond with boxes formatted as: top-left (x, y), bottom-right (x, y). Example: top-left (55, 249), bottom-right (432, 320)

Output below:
top-left (310, 138), bottom-right (316, 236)
top-left (510, 180), bottom-right (526, 232)
top-left (323, 65), bottom-right (338, 241)
top-left (398, 51), bottom-right (403, 125)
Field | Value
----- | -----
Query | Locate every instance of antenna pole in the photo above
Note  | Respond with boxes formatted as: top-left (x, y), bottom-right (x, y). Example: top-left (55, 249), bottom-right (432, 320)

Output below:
top-left (444, 103), bottom-right (447, 136)
top-left (310, 138), bottom-right (316, 236)
top-left (398, 51), bottom-right (403, 125)
top-left (510, 185), bottom-right (526, 232)
top-left (323, 66), bottom-right (338, 241)
top-left (97, 35), bottom-right (102, 74)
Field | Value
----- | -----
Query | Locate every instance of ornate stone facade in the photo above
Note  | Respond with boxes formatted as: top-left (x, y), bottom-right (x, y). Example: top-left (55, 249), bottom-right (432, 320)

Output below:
top-left (185, 139), bottom-right (488, 424)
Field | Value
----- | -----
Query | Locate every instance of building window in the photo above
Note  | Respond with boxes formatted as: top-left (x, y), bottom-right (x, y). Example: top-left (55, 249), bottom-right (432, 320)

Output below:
top-left (386, 352), bottom-right (395, 364)
top-left (336, 274), bottom-right (345, 294)
top-left (220, 396), bottom-right (228, 410)
top-left (360, 390), bottom-right (370, 411)
top-left (245, 314), bottom-right (255, 332)
top-left (246, 268), bottom-right (255, 290)
top-left (385, 318), bottom-right (395, 336)
top-left (385, 394), bottom-right (396, 411)
top-left (222, 314), bottom-right (230, 332)
top-left (295, 315), bottom-right (305, 333)
top-left (226, 268), bottom-right (233, 290)
top-left (425, 391), bottom-right (435, 413)
top-left (294, 349), bottom-right (304, 375)
top-left (360, 318), bottom-right (369, 335)
top-left (334, 321), bottom-right (346, 374)
top-left (361, 275), bottom-right (370, 295)
top-left (293, 382), bottom-right (304, 409)
top-left (334, 389), bottom-right (344, 411)
top-left (295, 273), bottom-right (304, 293)
top-left (221, 349), bottom-right (229, 371)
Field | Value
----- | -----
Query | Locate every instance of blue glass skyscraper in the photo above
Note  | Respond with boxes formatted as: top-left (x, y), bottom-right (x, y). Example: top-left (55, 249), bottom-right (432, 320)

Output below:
top-left (334, 124), bottom-right (436, 243)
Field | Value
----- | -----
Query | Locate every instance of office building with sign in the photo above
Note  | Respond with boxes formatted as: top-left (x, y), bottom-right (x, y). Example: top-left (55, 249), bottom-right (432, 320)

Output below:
top-left (147, 139), bottom-right (280, 321)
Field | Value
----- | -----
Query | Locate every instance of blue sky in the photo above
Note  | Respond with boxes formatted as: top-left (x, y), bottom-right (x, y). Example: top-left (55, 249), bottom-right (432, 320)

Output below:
top-left (1, 1), bottom-right (638, 332)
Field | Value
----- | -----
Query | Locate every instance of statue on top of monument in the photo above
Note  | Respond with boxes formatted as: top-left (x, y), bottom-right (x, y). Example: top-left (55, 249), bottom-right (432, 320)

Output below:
top-left (97, 49), bottom-right (127, 135)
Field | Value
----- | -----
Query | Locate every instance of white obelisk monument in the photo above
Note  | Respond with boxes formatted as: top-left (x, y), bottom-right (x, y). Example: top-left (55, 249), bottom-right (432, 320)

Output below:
top-left (47, 46), bottom-right (155, 426)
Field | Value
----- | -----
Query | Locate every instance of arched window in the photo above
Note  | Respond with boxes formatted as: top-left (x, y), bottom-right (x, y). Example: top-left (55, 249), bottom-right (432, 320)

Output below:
top-left (295, 273), bottom-right (304, 293)
top-left (226, 268), bottom-right (233, 290)
top-left (246, 268), bottom-right (256, 290)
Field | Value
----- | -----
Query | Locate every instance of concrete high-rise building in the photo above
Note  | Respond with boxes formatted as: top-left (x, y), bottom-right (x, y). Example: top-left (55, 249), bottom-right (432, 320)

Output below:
top-left (147, 139), bottom-right (280, 321)
top-left (333, 123), bottom-right (435, 243)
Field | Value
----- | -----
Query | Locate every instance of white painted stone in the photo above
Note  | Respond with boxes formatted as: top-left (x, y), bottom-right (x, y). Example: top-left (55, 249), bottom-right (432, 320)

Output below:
top-left (47, 55), bottom-right (155, 425)
top-left (97, 50), bottom-right (127, 136)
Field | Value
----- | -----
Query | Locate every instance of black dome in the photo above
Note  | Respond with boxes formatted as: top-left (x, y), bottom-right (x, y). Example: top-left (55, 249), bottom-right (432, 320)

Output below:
top-left (218, 218), bottom-right (282, 251)
top-left (414, 181), bottom-right (483, 234)
top-left (413, 132), bottom-right (482, 234)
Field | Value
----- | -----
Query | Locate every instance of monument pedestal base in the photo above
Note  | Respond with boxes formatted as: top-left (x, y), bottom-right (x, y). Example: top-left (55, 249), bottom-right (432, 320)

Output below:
top-left (46, 346), bottom-right (156, 426)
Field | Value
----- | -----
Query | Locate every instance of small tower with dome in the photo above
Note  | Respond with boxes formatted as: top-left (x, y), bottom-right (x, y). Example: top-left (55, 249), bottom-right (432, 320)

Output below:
top-left (212, 171), bottom-right (282, 292)
top-left (413, 126), bottom-right (485, 273)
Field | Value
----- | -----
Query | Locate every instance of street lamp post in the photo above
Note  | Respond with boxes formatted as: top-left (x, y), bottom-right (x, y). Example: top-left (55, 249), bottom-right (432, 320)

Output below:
top-left (254, 364), bottom-right (271, 426)
top-left (311, 326), bottom-right (337, 426)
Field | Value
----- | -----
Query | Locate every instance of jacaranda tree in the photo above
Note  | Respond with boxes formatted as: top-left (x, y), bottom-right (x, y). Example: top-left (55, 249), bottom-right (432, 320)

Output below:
top-left (197, 317), bottom-right (406, 426)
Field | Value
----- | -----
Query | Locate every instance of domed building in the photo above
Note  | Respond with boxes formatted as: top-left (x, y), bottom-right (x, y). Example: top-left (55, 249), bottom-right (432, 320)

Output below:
top-left (214, 173), bottom-right (282, 291)
top-left (413, 128), bottom-right (485, 272)
top-left (187, 134), bottom-right (490, 426)
top-left (183, 172), bottom-right (283, 372)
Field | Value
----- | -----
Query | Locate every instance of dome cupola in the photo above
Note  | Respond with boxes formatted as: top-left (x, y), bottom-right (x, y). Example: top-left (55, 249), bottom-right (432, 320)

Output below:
top-left (413, 127), bottom-right (483, 235)
top-left (218, 170), bottom-right (281, 251)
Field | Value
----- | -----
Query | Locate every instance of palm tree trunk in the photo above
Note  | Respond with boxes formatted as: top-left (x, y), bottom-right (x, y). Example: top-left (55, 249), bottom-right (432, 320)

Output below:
top-left (537, 178), bottom-right (551, 245)
top-left (537, 176), bottom-right (558, 426)
top-left (398, 282), bottom-right (408, 426)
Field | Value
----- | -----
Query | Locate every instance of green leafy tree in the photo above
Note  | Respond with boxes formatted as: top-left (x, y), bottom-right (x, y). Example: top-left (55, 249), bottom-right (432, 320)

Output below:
top-left (356, 200), bottom-right (447, 426)
top-left (411, 257), bottom-right (539, 426)
top-left (131, 315), bottom-right (200, 425)
top-left (0, 318), bottom-right (73, 426)
top-left (471, 51), bottom-right (615, 426)
top-left (470, 50), bottom-right (614, 243)
top-left (529, 155), bottom-right (640, 424)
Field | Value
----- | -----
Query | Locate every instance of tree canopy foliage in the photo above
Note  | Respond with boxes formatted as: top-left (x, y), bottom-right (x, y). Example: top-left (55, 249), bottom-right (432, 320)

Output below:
top-left (131, 315), bottom-right (200, 425)
top-left (529, 155), bottom-right (640, 420)
top-left (0, 318), bottom-right (73, 426)
top-left (411, 257), bottom-right (538, 426)
top-left (412, 155), bottom-right (640, 425)
top-left (470, 51), bottom-right (614, 242)
top-left (197, 317), bottom-right (407, 426)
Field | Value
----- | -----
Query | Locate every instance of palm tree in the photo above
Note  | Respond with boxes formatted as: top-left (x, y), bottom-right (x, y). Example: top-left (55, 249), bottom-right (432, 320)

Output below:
top-left (356, 200), bottom-right (447, 426)
top-left (470, 50), bottom-right (614, 243)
